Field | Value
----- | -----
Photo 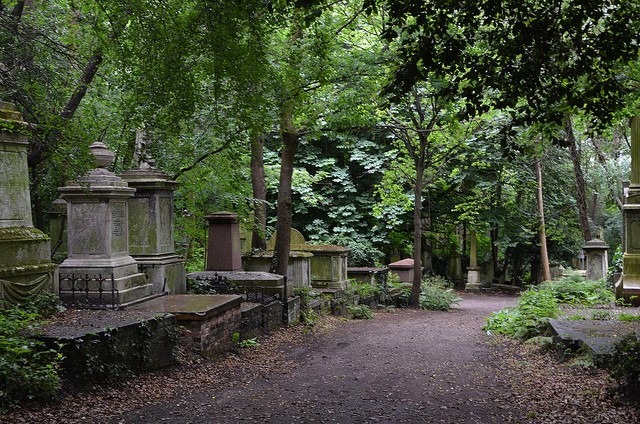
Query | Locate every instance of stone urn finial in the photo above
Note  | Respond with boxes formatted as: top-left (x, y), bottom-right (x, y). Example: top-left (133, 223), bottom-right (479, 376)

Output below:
top-left (90, 141), bottom-right (115, 169)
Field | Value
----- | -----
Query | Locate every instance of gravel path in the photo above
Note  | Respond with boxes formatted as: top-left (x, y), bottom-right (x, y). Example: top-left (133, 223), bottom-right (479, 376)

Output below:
top-left (110, 293), bottom-right (521, 424)
top-left (5, 293), bottom-right (639, 424)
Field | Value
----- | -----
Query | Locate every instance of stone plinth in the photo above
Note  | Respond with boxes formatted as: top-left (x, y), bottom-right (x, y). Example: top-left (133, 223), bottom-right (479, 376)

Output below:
top-left (58, 142), bottom-right (151, 305)
top-left (583, 239), bottom-right (609, 281)
top-left (121, 168), bottom-right (185, 294)
top-left (242, 250), bottom-right (312, 289)
top-left (620, 116), bottom-right (640, 301)
top-left (206, 212), bottom-right (242, 271)
top-left (0, 102), bottom-right (57, 307)
top-left (389, 258), bottom-right (416, 283)
top-left (291, 244), bottom-right (350, 289)
top-left (466, 268), bottom-right (481, 292)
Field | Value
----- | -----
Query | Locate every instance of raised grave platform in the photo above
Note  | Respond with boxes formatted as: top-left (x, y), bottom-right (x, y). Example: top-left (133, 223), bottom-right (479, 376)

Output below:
top-left (126, 294), bottom-right (242, 355)
top-left (40, 310), bottom-right (176, 387)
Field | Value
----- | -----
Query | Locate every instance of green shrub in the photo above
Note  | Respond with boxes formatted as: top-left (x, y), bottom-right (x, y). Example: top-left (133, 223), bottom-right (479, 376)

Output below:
top-left (348, 304), bottom-right (373, 320)
top-left (606, 333), bottom-right (640, 388)
top-left (419, 276), bottom-right (461, 311)
top-left (349, 280), bottom-right (382, 299)
top-left (0, 299), bottom-right (63, 411)
top-left (539, 276), bottom-right (615, 306)
top-left (484, 288), bottom-right (558, 339)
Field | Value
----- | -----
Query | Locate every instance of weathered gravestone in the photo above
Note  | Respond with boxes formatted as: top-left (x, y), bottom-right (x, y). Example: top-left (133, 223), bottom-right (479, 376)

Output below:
top-left (0, 102), bottom-right (58, 307)
top-left (121, 164), bottom-right (185, 294)
top-left (58, 142), bottom-right (151, 306)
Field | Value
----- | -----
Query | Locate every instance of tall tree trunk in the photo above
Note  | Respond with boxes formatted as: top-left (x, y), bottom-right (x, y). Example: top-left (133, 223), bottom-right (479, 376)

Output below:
top-left (535, 158), bottom-right (552, 281)
top-left (269, 108), bottom-right (299, 278)
top-left (410, 159), bottom-right (425, 307)
top-left (566, 116), bottom-right (592, 241)
top-left (251, 133), bottom-right (267, 251)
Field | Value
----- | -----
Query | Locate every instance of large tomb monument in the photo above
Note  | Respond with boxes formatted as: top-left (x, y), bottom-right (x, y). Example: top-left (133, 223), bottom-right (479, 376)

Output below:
top-left (58, 142), bottom-right (151, 306)
top-left (619, 116), bottom-right (640, 302)
top-left (0, 102), bottom-right (58, 307)
top-left (121, 162), bottom-right (185, 294)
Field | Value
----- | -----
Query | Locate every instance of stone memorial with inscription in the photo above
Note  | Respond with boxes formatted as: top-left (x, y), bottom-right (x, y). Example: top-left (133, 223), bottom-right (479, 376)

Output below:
top-left (121, 155), bottom-right (185, 294)
top-left (0, 102), bottom-right (58, 307)
top-left (619, 116), bottom-right (640, 302)
top-left (58, 142), bottom-right (151, 306)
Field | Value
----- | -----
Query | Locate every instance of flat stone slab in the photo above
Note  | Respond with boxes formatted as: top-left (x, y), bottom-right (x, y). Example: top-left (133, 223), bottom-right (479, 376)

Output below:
top-left (189, 271), bottom-right (284, 283)
top-left (40, 310), bottom-right (167, 339)
top-left (126, 294), bottom-right (242, 321)
top-left (548, 318), bottom-right (640, 356)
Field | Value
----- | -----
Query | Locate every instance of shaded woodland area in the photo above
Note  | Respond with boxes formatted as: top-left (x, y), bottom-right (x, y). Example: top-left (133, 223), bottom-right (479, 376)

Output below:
top-left (2, 0), bottom-right (640, 301)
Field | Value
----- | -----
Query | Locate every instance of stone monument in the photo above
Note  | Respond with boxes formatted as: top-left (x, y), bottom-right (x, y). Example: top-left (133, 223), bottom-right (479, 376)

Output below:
top-left (465, 230), bottom-right (481, 291)
top-left (121, 162), bottom-right (185, 294)
top-left (58, 142), bottom-right (151, 306)
top-left (206, 212), bottom-right (243, 271)
top-left (583, 238), bottom-right (609, 281)
top-left (0, 102), bottom-right (58, 307)
top-left (619, 116), bottom-right (640, 302)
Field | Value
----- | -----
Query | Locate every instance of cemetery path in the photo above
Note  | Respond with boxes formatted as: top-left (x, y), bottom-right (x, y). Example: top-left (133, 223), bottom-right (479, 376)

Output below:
top-left (113, 293), bottom-right (522, 424)
top-left (5, 293), bottom-right (638, 424)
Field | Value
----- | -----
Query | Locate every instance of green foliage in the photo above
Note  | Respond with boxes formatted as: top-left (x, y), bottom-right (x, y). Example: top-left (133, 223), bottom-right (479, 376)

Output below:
top-left (485, 276), bottom-right (616, 339)
top-left (348, 304), bottom-right (373, 320)
top-left (484, 289), bottom-right (559, 339)
top-left (348, 280), bottom-right (382, 300)
top-left (419, 276), bottom-right (461, 311)
top-left (0, 300), bottom-right (62, 411)
top-left (618, 313), bottom-right (640, 323)
top-left (537, 276), bottom-right (615, 306)
top-left (239, 338), bottom-right (260, 348)
top-left (606, 334), bottom-right (640, 388)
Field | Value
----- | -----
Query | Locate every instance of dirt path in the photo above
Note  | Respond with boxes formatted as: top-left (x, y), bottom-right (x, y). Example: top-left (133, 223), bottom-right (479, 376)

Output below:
top-left (107, 293), bottom-right (521, 424)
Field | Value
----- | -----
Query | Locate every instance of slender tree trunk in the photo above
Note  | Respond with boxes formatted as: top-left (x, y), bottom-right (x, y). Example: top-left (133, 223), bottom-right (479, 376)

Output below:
top-left (270, 107), bottom-right (299, 278)
top-left (410, 159), bottom-right (425, 307)
top-left (251, 133), bottom-right (267, 251)
top-left (566, 117), bottom-right (592, 241)
top-left (535, 158), bottom-right (552, 281)
top-left (28, 51), bottom-right (104, 167)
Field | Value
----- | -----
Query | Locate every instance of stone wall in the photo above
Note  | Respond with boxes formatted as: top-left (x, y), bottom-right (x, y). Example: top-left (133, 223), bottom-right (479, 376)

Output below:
top-left (179, 303), bottom-right (241, 355)
top-left (240, 301), bottom-right (283, 340)
top-left (41, 312), bottom-right (177, 389)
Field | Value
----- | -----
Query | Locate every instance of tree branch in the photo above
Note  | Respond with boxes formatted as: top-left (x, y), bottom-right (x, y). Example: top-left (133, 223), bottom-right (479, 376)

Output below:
top-left (172, 138), bottom-right (234, 181)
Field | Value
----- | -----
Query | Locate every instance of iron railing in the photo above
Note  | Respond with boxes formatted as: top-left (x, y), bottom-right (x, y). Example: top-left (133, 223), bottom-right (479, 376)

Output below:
top-left (59, 274), bottom-right (120, 310)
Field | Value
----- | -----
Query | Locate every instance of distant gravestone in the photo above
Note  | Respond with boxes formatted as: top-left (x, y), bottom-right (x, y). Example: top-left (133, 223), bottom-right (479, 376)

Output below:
top-left (583, 238), bottom-right (609, 281)
top-left (266, 228), bottom-right (306, 250)
top-left (0, 102), bottom-right (58, 307)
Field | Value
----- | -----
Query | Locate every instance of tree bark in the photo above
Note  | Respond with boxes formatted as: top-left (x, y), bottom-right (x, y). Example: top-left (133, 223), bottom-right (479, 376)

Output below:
top-left (535, 158), bottom-right (552, 281)
top-left (251, 133), bottom-right (267, 251)
top-left (269, 107), bottom-right (299, 278)
top-left (565, 116), bottom-right (592, 241)
top-left (28, 50), bottom-right (104, 167)
top-left (410, 158), bottom-right (425, 307)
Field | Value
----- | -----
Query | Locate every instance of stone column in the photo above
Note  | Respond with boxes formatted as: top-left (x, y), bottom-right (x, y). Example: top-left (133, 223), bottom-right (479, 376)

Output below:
top-left (48, 198), bottom-right (68, 261)
top-left (205, 212), bottom-right (243, 271)
top-left (583, 238), bottom-right (609, 281)
top-left (58, 142), bottom-right (151, 306)
top-left (0, 102), bottom-right (58, 307)
top-left (121, 167), bottom-right (186, 294)
top-left (621, 116), bottom-right (640, 299)
top-left (466, 230), bottom-right (481, 291)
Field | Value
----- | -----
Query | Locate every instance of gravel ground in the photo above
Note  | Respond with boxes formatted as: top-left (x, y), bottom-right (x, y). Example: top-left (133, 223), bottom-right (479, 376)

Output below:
top-left (3, 293), bottom-right (639, 423)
